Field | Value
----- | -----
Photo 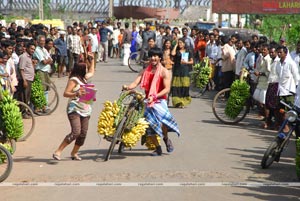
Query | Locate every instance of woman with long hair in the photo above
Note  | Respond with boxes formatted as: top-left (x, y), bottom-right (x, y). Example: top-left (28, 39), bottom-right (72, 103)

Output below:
top-left (52, 54), bottom-right (95, 161)
top-left (162, 39), bottom-right (174, 104)
top-left (162, 39), bottom-right (174, 72)
top-left (171, 38), bottom-right (193, 108)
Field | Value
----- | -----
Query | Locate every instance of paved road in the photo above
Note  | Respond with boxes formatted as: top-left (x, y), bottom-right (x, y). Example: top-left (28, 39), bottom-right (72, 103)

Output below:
top-left (2, 58), bottom-right (300, 201)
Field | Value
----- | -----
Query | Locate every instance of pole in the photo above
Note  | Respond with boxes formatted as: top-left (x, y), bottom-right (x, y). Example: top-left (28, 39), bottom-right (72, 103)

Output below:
top-left (39, 0), bottom-right (44, 20)
top-left (109, 0), bottom-right (113, 18)
top-left (166, 0), bottom-right (170, 20)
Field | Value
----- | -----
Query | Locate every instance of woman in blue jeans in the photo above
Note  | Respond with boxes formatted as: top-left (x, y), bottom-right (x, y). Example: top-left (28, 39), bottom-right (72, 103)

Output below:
top-left (53, 55), bottom-right (94, 161)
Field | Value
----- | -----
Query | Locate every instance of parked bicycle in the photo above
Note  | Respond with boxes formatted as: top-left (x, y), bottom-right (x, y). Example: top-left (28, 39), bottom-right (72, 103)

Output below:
top-left (0, 144), bottom-right (13, 182)
top-left (128, 50), bottom-right (144, 73)
top-left (34, 81), bottom-right (59, 116)
top-left (212, 68), bottom-right (251, 124)
top-left (261, 100), bottom-right (300, 170)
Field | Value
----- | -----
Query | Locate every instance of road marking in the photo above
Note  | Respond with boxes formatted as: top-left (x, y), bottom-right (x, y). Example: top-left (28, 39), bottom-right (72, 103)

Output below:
top-left (0, 182), bottom-right (299, 187)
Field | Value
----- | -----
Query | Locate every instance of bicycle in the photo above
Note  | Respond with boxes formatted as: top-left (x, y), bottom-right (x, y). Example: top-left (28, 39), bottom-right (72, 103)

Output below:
top-left (261, 100), bottom-right (300, 170)
top-left (0, 144), bottom-right (13, 182)
top-left (212, 68), bottom-right (251, 124)
top-left (34, 81), bottom-right (59, 116)
top-left (128, 50), bottom-right (144, 73)
top-left (17, 101), bottom-right (35, 142)
top-left (104, 90), bottom-right (146, 161)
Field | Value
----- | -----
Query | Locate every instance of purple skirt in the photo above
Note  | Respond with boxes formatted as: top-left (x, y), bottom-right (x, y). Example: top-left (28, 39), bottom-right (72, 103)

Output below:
top-left (266, 83), bottom-right (279, 109)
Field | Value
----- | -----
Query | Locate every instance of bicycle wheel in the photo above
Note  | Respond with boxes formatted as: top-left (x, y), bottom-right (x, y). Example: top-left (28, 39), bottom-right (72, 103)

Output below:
top-left (104, 117), bottom-right (127, 161)
top-left (212, 88), bottom-right (248, 124)
top-left (49, 79), bottom-right (57, 90)
top-left (0, 144), bottom-right (13, 182)
top-left (35, 82), bottom-right (59, 116)
top-left (17, 101), bottom-right (35, 141)
top-left (128, 52), bottom-right (143, 73)
top-left (261, 140), bottom-right (281, 169)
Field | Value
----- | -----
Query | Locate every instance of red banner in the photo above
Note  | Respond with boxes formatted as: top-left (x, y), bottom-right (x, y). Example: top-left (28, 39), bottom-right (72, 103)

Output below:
top-left (212, 0), bottom-right (300, 14)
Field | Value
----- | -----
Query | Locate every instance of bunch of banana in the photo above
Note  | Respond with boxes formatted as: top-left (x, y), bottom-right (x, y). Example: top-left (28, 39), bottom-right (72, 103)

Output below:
top-left (192, 58), bottom-right (211, 89)
top-left (122, 118), bottom-right (149, 148)
top-left (31, 74), bottom-right (47, 109)
top-left (97, 100), bottom-right (120, 136)
top-left (0, 143), bottom-right (13, 154)
top-left (145, 135), bottom-right (161, 150)
top-left (0, 90), bottom-right (23, 140)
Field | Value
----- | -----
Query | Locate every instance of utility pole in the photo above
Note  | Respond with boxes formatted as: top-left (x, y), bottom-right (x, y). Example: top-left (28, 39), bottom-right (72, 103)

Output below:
top-left (109, 0), bottom-right (113, 18)
top-left (39, 0), bottom-right (44, 20)
top-left (166, 0), bottom-right (170, 20)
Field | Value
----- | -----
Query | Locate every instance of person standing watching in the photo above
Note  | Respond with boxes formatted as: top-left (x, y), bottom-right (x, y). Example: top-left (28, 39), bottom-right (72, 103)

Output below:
top-left (18, 42), bottom-right (36, 114)
top-left (122, 22), bottom-right (132, 66)
top-left (140, 22), bottom-right (156, 62)
top-left (88, 27), bottom-right (99, 68)
top-left (68, 28), bottom-right (82, 69)
top-left (290, 40), bottom-right (300, 74)
top-left (99, 22), bottom-right (113, 63)
top-left (33, 35), bottom-right (53, 113)
top-left (276, 46), bottom-right (300, 131)
top-left (54, 31), bottom-right (68, 78)
top-left (181, 27), bottom-right (194, 52)
top-left (221, 36), bottom-right (236, 90)
top-left (155, 25), bottom-right (165, 50)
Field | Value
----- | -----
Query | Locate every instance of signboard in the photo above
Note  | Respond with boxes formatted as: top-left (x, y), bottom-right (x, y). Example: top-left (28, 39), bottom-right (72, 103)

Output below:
top-left (212, 0), bottom-right (300, 14)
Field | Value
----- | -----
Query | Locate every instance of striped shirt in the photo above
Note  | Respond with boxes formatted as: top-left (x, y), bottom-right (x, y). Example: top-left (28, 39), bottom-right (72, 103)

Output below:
top-left (68, 34), bottom-right (82, 55)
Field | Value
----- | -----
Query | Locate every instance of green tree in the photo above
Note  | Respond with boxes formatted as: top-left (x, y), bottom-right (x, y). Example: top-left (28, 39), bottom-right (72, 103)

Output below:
top-left (44, 0), bottom-right (52, 19)
top-left (254, 15), bottom-right (300, 49)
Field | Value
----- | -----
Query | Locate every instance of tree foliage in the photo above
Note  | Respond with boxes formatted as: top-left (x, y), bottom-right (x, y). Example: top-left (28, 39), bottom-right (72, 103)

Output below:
top-left (252, 15), bottom-right (300, 50)
top-left (43, 0), bottom-right (52, 19)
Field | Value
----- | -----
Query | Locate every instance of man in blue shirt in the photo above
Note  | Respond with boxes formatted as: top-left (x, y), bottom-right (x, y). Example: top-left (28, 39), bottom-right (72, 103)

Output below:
top-left (99, 22), bottom-right (113, 63)
top-left (54, 31), bottom-right (67, 78)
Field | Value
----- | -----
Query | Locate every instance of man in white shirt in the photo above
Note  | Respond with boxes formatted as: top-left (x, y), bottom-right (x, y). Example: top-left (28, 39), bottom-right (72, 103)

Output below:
top-left (290, 40), bottom-right (300, 75)
top-left (235, 39), bottom-right (247, 78)
top-left (276, 45), bottom-right (300, 131)
top-left (155, 25), bottom-right (165, 50)
top-left (88, 27), bottom-right (99, 68)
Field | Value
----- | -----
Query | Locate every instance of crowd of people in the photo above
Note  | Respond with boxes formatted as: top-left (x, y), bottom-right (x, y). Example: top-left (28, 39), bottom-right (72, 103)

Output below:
top-left (2, 18), bottom-right (300, 158)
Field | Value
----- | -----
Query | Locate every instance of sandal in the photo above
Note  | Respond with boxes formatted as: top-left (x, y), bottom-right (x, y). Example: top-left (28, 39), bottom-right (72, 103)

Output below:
top-left (163, 138), bottom-right (174, 153)
top-left (71, 154), bottom-right (82, 161)
top-left (150, 146), bottom-right (162, 156)
top-left (52, 153), bottom-right (61, 161)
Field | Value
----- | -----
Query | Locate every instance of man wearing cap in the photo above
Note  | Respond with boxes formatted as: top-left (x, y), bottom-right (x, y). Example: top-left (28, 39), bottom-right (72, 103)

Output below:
top-left (54, 31), bottom-right (67, 77)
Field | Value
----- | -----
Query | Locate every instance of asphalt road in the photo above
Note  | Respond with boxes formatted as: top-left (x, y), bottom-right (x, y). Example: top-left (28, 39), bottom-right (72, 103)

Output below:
top-left (1, 58), bottom-right (300, 201)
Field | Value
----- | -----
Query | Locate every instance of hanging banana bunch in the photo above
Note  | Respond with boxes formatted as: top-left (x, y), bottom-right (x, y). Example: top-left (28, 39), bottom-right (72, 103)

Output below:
top-left (0, 90), bottom-right (23, 140)
top-left (97, 100), bottom-right (120, 136)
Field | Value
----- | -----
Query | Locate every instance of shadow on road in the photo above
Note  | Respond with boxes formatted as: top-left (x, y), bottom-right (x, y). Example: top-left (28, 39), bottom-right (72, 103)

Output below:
top-left (195, 88), bottom-right (300, 200)
top-left (233, 186), bottom-right (300, 201)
